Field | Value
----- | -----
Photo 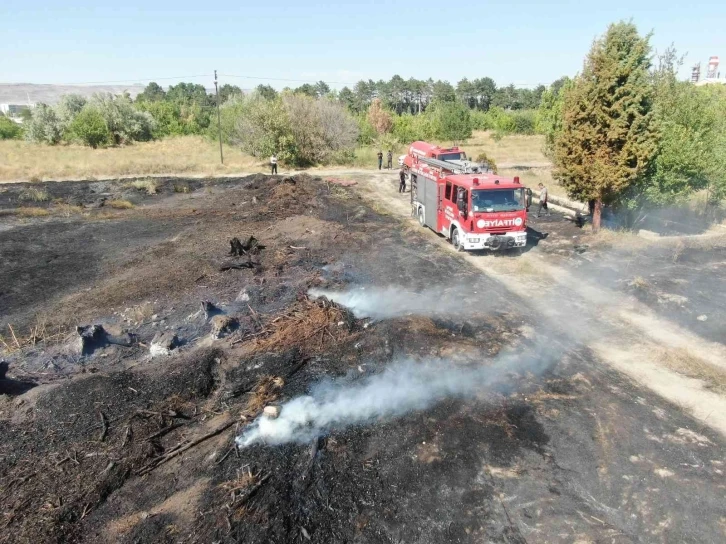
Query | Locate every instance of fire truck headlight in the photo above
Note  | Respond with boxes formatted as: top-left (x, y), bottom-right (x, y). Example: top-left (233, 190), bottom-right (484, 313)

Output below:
top-left (469, 237), bottom-right (480, 243)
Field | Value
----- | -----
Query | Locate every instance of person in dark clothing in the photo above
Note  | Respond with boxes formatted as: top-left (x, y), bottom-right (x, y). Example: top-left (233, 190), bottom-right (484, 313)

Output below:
top-left (525, 187), bottom-right (533, 211)
top-left (399, 168), bottom-right (407, 193)
top-left (589, 199), bottom-right (596, 217)
top-left (377, 151), bottom-right (383, 170)
top-left (387, 150), bottom-right (393, 169)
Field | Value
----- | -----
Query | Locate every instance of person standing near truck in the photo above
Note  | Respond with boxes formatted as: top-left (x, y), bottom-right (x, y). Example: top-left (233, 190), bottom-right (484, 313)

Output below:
top-left (377, 150), bottom-right (383, 170)
top-left (270, 154), bottom-right (278, 175)
top-left (537, 182), bottom-right (550, 217)
top-left (387, 150), bottom-right (393, 169)
top-left (398, 168), bottom-right (407, 193)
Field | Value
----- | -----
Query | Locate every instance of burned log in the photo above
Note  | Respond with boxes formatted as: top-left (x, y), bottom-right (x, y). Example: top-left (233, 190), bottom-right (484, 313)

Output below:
top-left (219, 260), bottom-right (257, 271)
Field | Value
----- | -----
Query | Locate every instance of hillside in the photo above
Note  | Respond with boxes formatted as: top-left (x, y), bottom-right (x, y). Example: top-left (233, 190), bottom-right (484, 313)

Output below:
top-left (0, 83), bottom-right (146, 105)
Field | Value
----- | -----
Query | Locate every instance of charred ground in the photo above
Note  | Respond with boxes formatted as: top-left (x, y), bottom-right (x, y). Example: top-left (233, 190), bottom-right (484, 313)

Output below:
top-left (1, 174), bottom-right (724, 543)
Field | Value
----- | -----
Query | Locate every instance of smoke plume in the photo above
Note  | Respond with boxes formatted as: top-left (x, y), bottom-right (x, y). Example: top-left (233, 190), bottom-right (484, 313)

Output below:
top-left (236, 347), bottom-right (556, 448)
top-left (308, 286), bottom-right (492, 319)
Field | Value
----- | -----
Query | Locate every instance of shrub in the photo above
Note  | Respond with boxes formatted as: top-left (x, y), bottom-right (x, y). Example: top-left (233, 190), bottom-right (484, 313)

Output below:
top-left (25, 104), bottom-right (63, 144)
top-left (19, 187), bottom-right (50, 202)
top-left (283, 94), bottom-right (359, 164)
top-left (56, 94), bottom-right (87, 129)
top-left (68, 106), bottom-right (111, 148)
top-left (90, 93), bottom-right (155, 144)
top-left (130, 178), bottom-right (159, 194)
top-left (426, 100), bottom-right (472, 142)
top-left (0, 116), bottom-right (23, 139)
top-left (356, 114), bottom-right (376, 145)
top-left (367, 98), bottom-right (393, 134)
top-left (107, 199), bottom-right (134, 209)
top-left (223, 93), bottom-right (359, 166)
top-left (475, 152), bottom-right (498, 174)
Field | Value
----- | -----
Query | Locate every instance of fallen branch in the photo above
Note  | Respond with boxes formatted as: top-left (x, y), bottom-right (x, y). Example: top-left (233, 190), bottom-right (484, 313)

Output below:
top-left (98, 412), bottom-right (108, 442)
top-left (289, 246), bottom-right (307, 250)
top-left (136, 419), bottom-right (237, 476)
top-left (230, 474), bottom-right (270, 509)
top-left (144, 422), bottom-right (186, 442)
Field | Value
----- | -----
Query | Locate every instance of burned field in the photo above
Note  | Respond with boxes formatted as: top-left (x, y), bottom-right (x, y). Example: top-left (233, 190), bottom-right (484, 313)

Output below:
top-left (1, 175), bottom-right (725, 543)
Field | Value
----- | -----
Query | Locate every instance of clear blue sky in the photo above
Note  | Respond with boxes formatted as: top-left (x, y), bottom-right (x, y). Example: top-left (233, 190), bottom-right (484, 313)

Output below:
top-left (2, 0), bottom-right (724, 89)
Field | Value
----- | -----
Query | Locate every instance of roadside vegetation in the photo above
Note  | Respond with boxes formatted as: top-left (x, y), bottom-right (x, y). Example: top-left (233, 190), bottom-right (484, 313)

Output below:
top-left (540, 22), bottom-right (726, 230)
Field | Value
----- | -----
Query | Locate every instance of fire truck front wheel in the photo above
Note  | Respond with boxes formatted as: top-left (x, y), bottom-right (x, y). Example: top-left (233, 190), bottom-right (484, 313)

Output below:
top-left (451, 228), bottom-right (463, 251)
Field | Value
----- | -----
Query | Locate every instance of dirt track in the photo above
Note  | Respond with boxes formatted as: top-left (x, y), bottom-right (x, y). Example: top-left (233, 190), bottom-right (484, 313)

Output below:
top-left (1, 172), bottom-right (725, 543)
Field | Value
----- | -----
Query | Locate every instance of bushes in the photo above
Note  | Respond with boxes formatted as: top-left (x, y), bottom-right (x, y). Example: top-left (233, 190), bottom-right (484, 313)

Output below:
top-left (92, 93), bottom-right (155, 144)
top-left (25, 104), bottom-right (63, 144)
top-left (68, 107), bottom-right (111, 149)
top-left (221, 92), bottom-right (359, 166)
top-left (0, 115), bottom-right (23, 140)
top-left (367, 99), bottom-right (393, 135)
top-left (471, 107), bottom-right (537, 136)
top-left (25, 93), bottom-right (154, 147)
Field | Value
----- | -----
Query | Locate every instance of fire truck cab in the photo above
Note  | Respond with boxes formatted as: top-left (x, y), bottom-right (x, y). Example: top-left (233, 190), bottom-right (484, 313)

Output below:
top-left (407, 145), bottom-right (528, 251)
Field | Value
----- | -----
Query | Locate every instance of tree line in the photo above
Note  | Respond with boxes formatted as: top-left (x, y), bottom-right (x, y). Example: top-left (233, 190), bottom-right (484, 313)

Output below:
top-left (6, 74), bottom-right (551, 153)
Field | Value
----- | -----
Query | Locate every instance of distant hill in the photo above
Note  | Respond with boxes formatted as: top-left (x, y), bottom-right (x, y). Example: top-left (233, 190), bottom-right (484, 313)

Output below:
top-left (0, 83), bottom-right (146, 105)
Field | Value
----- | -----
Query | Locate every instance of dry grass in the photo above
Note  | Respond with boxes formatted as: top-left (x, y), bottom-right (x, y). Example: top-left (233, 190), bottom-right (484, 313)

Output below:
top-left (16, 206), bottom-right (50, 217)
top-left (656, 348), bottom-right (726, 394)
top-left (129, 178), bottom-right (159, 195)
top-left (628, 276), bottom-right (652, 291)
top-left (0, 319), bottom-right (68, 355)
top-left (458, 131), bottom-right (549, 167)
top-left (54, 202), bottom-right (85, 216)
top-left (107, 199), bottom-right (134, 209)
top-left (584, 228), bottom-right (649, 251)
top-left (0, 136), bottom-right (261, 182)
top-left (18, 187), bottom-right (50, 202)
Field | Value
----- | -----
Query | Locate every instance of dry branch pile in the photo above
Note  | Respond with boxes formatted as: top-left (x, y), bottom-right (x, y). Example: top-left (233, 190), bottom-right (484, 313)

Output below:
top-left (245, 298), bottom-right (356, 355)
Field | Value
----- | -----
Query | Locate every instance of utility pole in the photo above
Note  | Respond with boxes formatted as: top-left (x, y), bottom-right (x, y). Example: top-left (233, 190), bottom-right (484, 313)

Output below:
top-left (214, 70), bottom-right (224, 165)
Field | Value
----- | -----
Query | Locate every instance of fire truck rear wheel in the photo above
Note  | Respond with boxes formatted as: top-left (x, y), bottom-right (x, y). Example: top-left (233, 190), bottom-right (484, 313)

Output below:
top-left (418, 207), bottom-right (425, 227)
top-left (451, 228), bottom-right (463, 251)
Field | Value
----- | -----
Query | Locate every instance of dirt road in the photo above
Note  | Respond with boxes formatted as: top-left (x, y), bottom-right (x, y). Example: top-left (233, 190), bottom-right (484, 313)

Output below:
top-left (350, 169), bottom-right (726, 437)
top-left (1, 172), bottom-right (724, 543)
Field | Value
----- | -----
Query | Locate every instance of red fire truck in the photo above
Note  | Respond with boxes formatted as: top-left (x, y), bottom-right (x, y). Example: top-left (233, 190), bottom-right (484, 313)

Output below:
top-left (404, 141), bottom-right (528, 251)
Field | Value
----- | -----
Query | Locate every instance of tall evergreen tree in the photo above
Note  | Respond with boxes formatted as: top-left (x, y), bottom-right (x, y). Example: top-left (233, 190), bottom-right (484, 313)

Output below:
top-left (553, 22), bottom-right (657, 231)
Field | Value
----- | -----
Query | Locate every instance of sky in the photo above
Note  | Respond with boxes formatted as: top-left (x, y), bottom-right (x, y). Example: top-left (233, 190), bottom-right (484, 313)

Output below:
top-left (2, 0), bottom-right (725, 90)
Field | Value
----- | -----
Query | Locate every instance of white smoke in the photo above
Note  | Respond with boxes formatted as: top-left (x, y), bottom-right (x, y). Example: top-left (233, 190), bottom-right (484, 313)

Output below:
top-left (236, 347), bottom-right (555, 448)
top-left (308, 286), bottom-right (491, 319)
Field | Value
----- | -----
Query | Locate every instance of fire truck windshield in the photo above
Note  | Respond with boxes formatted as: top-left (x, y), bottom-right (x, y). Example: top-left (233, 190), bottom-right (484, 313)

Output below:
top-left (438, 152), bottom-right (462, 161)
top-left (472, 188), bottom-right (525, 212)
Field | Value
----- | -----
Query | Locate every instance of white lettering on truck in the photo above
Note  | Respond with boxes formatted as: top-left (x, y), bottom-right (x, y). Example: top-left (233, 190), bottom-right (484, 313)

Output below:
top-left (476, 218), bottom-right (523, 228)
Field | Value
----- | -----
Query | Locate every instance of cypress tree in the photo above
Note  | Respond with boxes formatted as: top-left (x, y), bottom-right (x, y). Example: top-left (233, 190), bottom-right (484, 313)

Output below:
top-left (553, 22), bottom-right (657, 231)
